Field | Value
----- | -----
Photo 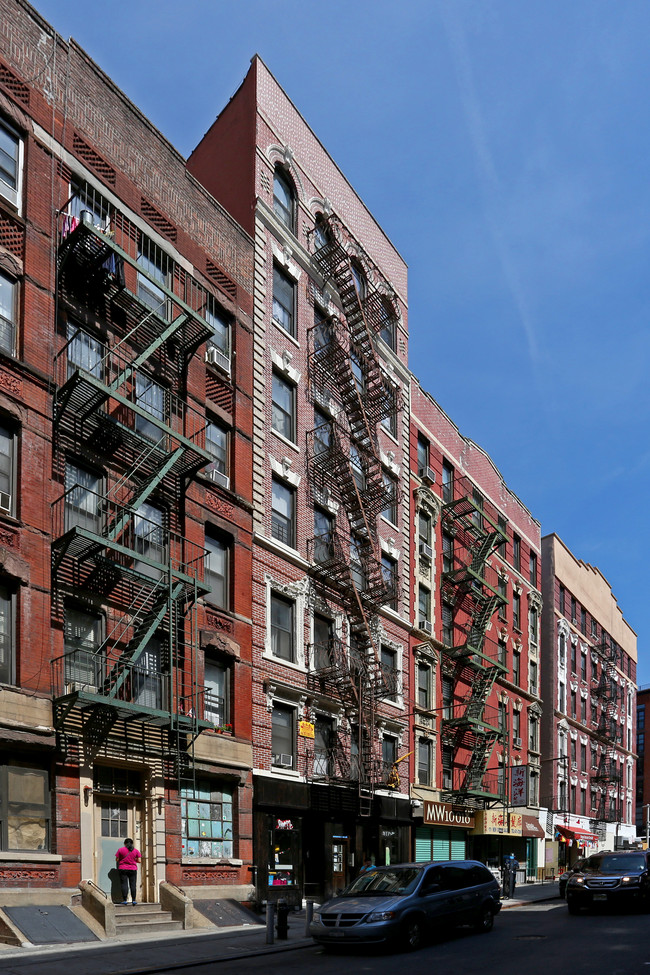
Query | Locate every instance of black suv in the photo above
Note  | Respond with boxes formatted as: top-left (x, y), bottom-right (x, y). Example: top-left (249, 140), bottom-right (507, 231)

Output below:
top-left (566, 851), bottom-right (650, 913)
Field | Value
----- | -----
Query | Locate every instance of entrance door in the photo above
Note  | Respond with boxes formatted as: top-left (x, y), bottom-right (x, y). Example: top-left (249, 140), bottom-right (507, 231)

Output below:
top-left (332, 839), bottom-right (348, 892)
top-left (95, 798), bottom-right (144, 903)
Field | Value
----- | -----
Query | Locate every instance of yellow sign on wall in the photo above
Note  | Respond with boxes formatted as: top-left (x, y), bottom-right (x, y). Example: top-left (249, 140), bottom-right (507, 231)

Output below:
top-left (473, 810), bottom-right (523, 835)
top-left (299, 720), bottom-right (315, 739)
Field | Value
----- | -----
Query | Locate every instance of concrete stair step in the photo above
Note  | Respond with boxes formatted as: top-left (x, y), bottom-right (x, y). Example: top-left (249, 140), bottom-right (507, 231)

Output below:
top-left (115, 918), bottom-right (183, 936)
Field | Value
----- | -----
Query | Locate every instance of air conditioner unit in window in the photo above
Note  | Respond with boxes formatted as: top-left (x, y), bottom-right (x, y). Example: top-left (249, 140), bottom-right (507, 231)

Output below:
top-left (205, 344), bottom-right (231, 374)
top-left (418, 466), bottom-right (435, 486)
top-left (514, 737), bottom-right (522, 748)
top-left (419, 620), bottom-right (433, 635)
top-left (279, 754), bottom-right (293, 768)
top-left (419, 542), bottom-right (433, 561)
top-left (206, 465), bottom-right (230, 490)
top-left (0, 492), bottom-right (11, 513)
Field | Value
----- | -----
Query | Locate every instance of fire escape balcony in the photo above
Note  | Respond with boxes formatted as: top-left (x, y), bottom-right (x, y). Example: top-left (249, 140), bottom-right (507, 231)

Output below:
top-left (440, 766), bottom-right (503, 805)
top-left (58, 203), bottom-right (213, 361)
top-left (442, 474), bottom-right (506, 553)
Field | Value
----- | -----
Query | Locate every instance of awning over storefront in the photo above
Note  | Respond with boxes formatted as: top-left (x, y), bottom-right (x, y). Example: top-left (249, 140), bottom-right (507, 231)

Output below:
top-left (521, 815), bottom-right (545, 838)
top-left (555, 825), bottom-right (599, 844)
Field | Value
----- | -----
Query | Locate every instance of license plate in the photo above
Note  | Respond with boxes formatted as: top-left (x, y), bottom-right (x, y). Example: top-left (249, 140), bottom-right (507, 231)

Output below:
top-left (329, 930), bottom-right (345, 937)
top-left (593, 893), bottom-right (607, 902)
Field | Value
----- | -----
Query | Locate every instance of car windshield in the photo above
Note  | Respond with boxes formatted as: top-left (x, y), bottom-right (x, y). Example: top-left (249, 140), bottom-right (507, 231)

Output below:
top-left (342, 867), bottom-right (422, 897)
top-left (597, 854), bottom-right (646, 873)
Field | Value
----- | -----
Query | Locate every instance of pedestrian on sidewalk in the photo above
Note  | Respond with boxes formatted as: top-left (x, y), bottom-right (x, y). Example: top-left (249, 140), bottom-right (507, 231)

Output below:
top-left (116, 837), bottom-right (141, 905)
top-left (502, 852), bottom-right (517, 899)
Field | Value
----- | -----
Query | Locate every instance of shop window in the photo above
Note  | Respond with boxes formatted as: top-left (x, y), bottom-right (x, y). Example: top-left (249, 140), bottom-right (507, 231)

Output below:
top-left (181, 779), bottom-right (234, 858)
top-left (271, 703), bottom-right (295, 769)
top-left (0, 766), bottom-right (50, 851)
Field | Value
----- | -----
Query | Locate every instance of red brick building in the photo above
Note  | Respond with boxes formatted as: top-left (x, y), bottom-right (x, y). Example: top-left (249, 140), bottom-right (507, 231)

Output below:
top-left (409, 384), bottom-right (545, 876)
top-left (189, 57), bottom-right (414, 904)
top-left (0, 0), bottom-right (254, 906)
top-left (635, 687), bottom-right (650, 838)
top-left (540, 534), bottom-right (637, 870)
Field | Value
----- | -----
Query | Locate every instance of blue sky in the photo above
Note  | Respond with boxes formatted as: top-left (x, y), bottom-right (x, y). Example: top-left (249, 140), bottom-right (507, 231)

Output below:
top-left (35, 0), bottom-right (650, 682)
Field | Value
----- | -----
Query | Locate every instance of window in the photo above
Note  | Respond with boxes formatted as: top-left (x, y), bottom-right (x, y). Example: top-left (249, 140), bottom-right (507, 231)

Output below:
top-left (0, 118), bottom-right (22, 210)
top-left (381, 383), bottom-right (398, 437)
top-left (137, 236), bottom-right (168, 318)
top-left (497, 515), bottom-right (507, 557)
top-left (559, 682), bottom-right (566, 713)
top-left (272, 265), bottom-right (295, 337)
top-left (559, 584), bottom-right (565, 616)
top-left (313, 614), bottom-right (333, 671)
top-left (580, 608), bottom-right (587, 635)
top-left (417, 739), bottom-right (432, 786)
top-left (382, 734), bottom-right (397, 769)
top-left (417, 436), bottom-right (429, 473)
top-left (442, 677), bottom-right (453, 720)
top-left (418, 585), bottom-right (431, 623)
top-left (580, 651), bottom-right (587, 681)
top-left (571, 641), bottom-right (576, 674)
top-left (512, 650), bottom-right (520, 687)
top-left (498, 638), bottom-right (507, 667)
top-left (529, 552), bottom-right (537, 588)
top-left (67, 323), bottom-right (103, 379)
top-left (0, 271), bottom-right (16, 355)
top-left (205, 535), bottom-right (229, 609)
top-left (559, 633), bottom-right (566, 667)
top-left (570, 689), bottom-right (577, 718)
top-left (529, 659), bottom-right (538, 696)
top-left (273, 168), bottom-right (295, 231)
top-left (181, 779), bottom-right (234, 858)
top-left (471, 488), bottom-right (483, 529)
top-left (442, 745), bottom-right (453, 789)
top-left (350, 443), bottom-right (365, 491)
top-left (0, 766), bottom-right (50, 851)
top-left (591, 617), bottom-right (598, 640)
top-left (529, 714), bottom-right (539, 751)
top-left (513, 534), bottom-right (521, 573)
top-left (512, 592), bottom-right (521, 630)
top-left (513, 709), bottom-right (521, 741)
top-left (381, 472), bottom-right (398, 525)
top-left (134, 634), bottom-right (165, 709)
top-left (498, 577), bottom-right (507, 620)
top-left (271, 372), bottom-right (295, 442)
top-left (135, 374), bottom-right (166, 442)
top-left (270, 593), bottom-right (294, 662)
top-left (204, 659), bottom-right (229, 726)
top-left (379, 298), bottom-right (396, 351)
top-left (382, 554), bottom-right (398, 608)
top-left (380, 646), bottom-right (398, 702)
top-left (313, 407), bottom-right (331, 457)
top-left (0, 422), bottom-right (15, 516)
top-left (350, 535), bottom-right (366, 590)
top-left (442, 532), bottom-right (454, 575)
top-left (350, 347), bottom-right (365, 395)
top-left (580, 743), bottom-right (587, 772)
top-left (0, 584), bottom-right (14, 685)
top-left (133, 502), bottom-right (166, 579)
top-left (271, 477), bottom-right (295, 547)
top-left (314, 716), bottom-right (334, 777)
top-left (580, 695), bottom-right (587, 723)
top-left (442, 600), bottom-right (453, 647)
top-left (313, 214), bottom-right (330, 250)
top-left (442, 459), bottom-right (454, 503)
top-left (312, 507), bottom-right (333, 564)
top-left (205, 421), bottom-right (229, 488)
top-left (419, 510), bottom-right (431, 546)
top-left (417, 662), bottom-right (431, 709)
top-left (64, 462), bottom-right (102, 534)
top-left (205, 298), bottom-right (231, 373)
top-left (64, 606), bottom-right (102, 691)
top-left (571, 596), bottom-right (577, 623)
top-left (271, 703), bottom-right (295, 768)
top-left (529, 607), bottom-right (538, 646)
top-left (350, 261), bottom-right (366, 299)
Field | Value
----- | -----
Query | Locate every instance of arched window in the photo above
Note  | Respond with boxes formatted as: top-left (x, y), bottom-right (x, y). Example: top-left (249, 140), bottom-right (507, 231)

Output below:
top-left (273, 167), bottom-right (295, 231)
top-left (313, 213), bottom-right (330, 250)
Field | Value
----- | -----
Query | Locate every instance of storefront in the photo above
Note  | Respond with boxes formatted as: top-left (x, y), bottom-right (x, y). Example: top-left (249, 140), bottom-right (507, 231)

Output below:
top-left (555, 824), bottom-right (599, 869)
top-left (414, 800), bottom-right (474, 861)
top-left (470, 809), bottom-right (526, 871)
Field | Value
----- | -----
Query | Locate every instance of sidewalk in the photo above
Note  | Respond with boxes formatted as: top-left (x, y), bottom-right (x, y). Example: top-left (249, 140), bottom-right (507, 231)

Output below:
top-left (0, 886), bottom-right (562, 970)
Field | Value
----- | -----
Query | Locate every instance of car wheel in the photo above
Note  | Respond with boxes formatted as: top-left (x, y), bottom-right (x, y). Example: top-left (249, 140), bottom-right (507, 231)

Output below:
top-left (402, 915), bottom-right (424, 951)
top-left (474, 905), bottom-right (494, 933)
top-left (567, 900), bottom-right (581, 915)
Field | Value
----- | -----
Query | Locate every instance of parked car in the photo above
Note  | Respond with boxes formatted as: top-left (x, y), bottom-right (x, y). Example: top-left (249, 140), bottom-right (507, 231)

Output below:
top-left (559, 858), bottom-right (588, 898)
top-left (566, 851), bottom-right (650, 913)
top-left (309, 860), bottom-right (501, 951)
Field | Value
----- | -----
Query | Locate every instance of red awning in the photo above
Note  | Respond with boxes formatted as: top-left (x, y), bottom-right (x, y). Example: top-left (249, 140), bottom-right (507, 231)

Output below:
top-left (521, 815), bottom-right (545, 838)
top-left (556, 825), bottom-right (599, 844)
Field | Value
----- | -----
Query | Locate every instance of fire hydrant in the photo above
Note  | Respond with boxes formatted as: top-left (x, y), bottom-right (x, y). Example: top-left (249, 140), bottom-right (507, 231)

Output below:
top-left (276, 899), bottom-right (289, 939)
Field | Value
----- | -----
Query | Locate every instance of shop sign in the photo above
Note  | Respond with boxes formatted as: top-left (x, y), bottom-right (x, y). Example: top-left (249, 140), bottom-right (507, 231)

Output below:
top-left (299, 720), bottom-right (315, 738)
top-left (276, 819), bottom-right (293, 830)
top-left (474, 810), bottom-right (523, 835)
top-left (423, 801), bottom-right (475, 829)
top-left (511, 765), bottom-right (527, 805)
top-left (381, 828), bottom-right (397, 838)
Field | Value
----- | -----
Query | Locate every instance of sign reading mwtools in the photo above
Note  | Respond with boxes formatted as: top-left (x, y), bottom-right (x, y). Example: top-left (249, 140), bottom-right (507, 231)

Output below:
top-left (423, 801), bottom-right (475, 829)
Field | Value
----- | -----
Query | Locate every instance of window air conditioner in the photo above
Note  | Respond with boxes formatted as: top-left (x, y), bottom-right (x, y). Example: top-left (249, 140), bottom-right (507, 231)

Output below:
top-left (279, 754), bottom-right (293, 768)
top-left (419, 542), bottom-right (433, 561)
top-left (0, 492), bottom-right (11, 513)
top-left (514, 737), bottom-right (522, 748)
top-left (204, 344), bottom-right (230, 373)
top-left (207, 466), bottom-right (230, 490)
top-left (418, 466), bottom-right (435, 486)
top-left (419, 620), bottom-right (433, 635)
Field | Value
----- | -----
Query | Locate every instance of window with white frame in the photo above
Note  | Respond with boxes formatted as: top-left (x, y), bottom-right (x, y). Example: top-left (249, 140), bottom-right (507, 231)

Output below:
top-left (205, 298), bottom-right (231, 373)
top-left (135, 374), bottom-right (166, 442)
top-left (271, 371), bottom-right (295, 442)
top-left (271, 703), bottom-right (295, 768)
top-left (133, 502), bottom-right (166, 578)
top-left (271, 476), bottom-right (295, 547)
top-left (0, 271), bottom-right (16, 355)
top-left (0, 118), bottom-right (22, 211)
top-left (0, 421), bottom-right (16, 516)
top-left (381, 471), bottom-right (397, 524)
top-left (417, 661), bottom-right (432, 710)
top-left (64, 461), bottom-right (102, 534)
top-left (64, 606), bottom-right (103, 691)
top-left (381, 553), bottom-right (398, 608)
top-left (417, 738), bottom-right (432, 786)
top-left (270, 592), bottom-right (294, 662)
top-left (204, 658), bottom-right (229, 727)
top-left (137, 235), bottom-right (168, 318)
top-left (380, 645), bottom-right (398, 702)
top-left (313, 507), bottom-right (333, 564)
top-left (205, 534), bottom-right (229, 609)
top-left (272, 265), bottom-right (295, 337)
top-left (313, 613), bottom-right (333, 671)
top-left (273, 168), bottom-right (295, 231)
top-left (205, 421), bottom-right (229, 488)
top-left (66, 323), bottom-right (103, 380)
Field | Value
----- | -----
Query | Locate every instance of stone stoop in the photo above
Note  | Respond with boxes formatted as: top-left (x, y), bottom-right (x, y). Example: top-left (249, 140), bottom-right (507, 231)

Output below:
top-left (114, 903), bottom-right (183, 936)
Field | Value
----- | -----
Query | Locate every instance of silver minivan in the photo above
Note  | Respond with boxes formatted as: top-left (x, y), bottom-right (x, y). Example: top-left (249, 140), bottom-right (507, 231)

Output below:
top-left (309, 860), bottom-right (501, 951)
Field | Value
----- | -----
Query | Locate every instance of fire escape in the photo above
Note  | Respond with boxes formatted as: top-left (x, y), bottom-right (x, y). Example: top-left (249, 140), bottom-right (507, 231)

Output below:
top-left (592, 636), bottom-right (623, 821)
top-left (305, 214), bottom-right (401, 812)
top-left (439, 476), bottom-right (508, 806)
top-left (51, 191), bottom-right (214, 787)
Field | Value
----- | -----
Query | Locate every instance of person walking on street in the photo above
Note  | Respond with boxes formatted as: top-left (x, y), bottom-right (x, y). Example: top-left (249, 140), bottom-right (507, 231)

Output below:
top-left (116, 837), bottom-right (141, 905)
top-left (502, 852), bottom-right (517, 899)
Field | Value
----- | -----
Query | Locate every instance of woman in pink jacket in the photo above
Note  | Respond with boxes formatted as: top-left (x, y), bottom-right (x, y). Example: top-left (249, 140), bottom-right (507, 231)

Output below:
top-left (115, 837), bottom-right (141, 904)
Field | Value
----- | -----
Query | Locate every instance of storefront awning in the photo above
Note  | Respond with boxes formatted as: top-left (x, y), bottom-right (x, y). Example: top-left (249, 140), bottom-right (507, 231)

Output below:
top-left (521, 815), bottom-right (545, 838)
top-left (555, 825), bottom-right (599, 844)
